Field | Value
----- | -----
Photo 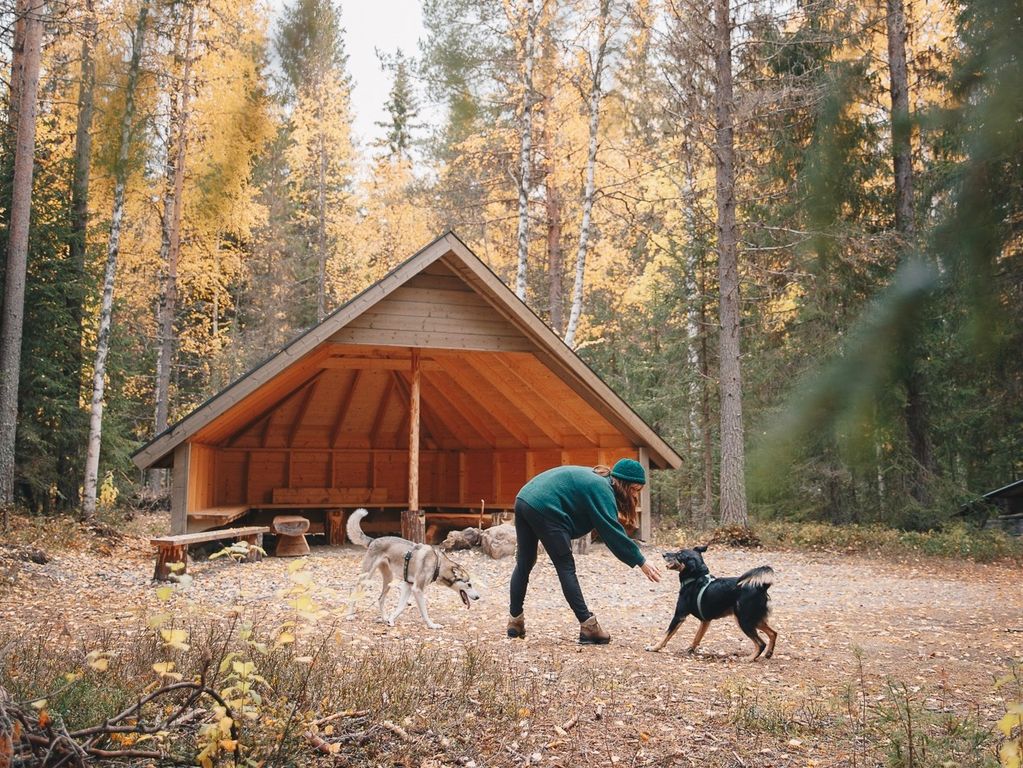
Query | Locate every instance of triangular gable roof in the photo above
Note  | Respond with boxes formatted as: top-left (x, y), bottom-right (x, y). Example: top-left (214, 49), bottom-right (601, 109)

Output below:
top-left (132, 232), bottom-right (683, 470)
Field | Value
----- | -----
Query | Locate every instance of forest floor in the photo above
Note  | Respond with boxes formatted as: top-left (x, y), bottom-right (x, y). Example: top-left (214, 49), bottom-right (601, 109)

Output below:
top-left (2, 513), bottom-right (1021, 767)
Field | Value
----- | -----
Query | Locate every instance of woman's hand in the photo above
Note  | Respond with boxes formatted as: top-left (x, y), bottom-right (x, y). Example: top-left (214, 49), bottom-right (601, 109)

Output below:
top-left (639, 560), bottom-right (661, 583)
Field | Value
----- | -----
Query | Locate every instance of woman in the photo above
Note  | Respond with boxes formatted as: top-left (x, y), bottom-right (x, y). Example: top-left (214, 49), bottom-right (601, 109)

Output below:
top-left (507, 458), bottom-right (661, 644)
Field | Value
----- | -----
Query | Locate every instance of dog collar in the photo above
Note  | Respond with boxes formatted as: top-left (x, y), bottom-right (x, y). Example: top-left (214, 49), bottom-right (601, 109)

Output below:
top-left (404, 546), bottom-right (441, 584)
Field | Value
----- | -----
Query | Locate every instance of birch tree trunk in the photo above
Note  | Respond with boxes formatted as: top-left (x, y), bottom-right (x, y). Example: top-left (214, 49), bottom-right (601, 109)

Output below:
top-left (712, 0), bottom-right (748, 527)
top-left (563, 0), bottom-right (610, 348)
top-left (514, 0), bottom-right (538, 301)
top-left (541, 94), bottom-right (564, 334)
top-left (0, 0), bottom-right (44, 511)
top-left (82, 0), bottom-right (151, 519)
top-left (153, 4), bottom-right (195, 469)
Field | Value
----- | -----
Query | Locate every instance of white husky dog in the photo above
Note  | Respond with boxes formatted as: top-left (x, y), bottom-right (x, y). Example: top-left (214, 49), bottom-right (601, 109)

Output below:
top-left (345, 509), bottom-right (480, 629)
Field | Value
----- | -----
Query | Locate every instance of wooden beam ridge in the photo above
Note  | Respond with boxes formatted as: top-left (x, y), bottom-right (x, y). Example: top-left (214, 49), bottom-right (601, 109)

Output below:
top-left (330, 369), bottom-right (362, 447)
top-left (132, 234), bottom-right (459, 469)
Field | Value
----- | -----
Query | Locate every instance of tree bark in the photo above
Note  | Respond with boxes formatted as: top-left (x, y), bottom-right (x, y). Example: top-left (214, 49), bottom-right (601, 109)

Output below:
top-left (0, 0), bottom-right (44, 509)
top-left (564, 0), bottom-right (610, 349)
top-left (316, 97), bottom-right (328, 321)
top-left (154, 3), bottom-right (195, 431)
top-left (712, 0), bottom-right (748, 527)
top-left (541, 91), bottom-right (564, 334)
top-left (151, 5), bottom-right (196, 491)
top-left (514, 0), bottom-right (538, 301)
top-left (82, 0), bottom-right (151, 519)
top-left (886, 0), bottom-right (933, 505)
top-left (61, 0), bottom-right (98, 508)
top-left (886, 0), bottom-right (914, 241)
top-left (153, 3), bottom-right (196, 490)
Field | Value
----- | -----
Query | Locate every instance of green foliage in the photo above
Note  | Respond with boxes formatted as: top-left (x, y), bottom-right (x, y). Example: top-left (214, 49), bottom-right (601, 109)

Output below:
top-left (754, 520), bottom-right (1023, 563)
top-left (873, 679), bottom-right (996, 768)
top-left (274, 0), bottom-right (350, 95)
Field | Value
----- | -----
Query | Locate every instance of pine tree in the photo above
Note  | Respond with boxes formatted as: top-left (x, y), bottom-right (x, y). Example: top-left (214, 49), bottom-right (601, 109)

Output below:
top-left (275, 0), bottom-right (355, 321)
top-left (377, 49), bottom-right (418, 161)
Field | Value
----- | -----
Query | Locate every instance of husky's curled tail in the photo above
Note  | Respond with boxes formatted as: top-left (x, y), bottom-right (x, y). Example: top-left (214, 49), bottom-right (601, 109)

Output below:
top-left (346, 508), bottom-right (372, 547)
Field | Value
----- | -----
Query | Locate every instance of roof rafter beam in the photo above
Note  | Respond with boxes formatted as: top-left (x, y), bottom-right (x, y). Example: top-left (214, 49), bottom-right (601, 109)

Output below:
top-left (222, 370), bottom-right (323, 448)
top-left (288, 378), bottom-right (320, 447)
top-left (421, 374), bottom-right (499, 448)
top-left (457, 355), bottom-right (568, 446)
top-left (487, 355), bottom-right (601, 446)
top-left (432, 356), bottom-right (533, 447)
top-left (369, 376), bottom-right (395, 447)
top-left (330, 370), bottom-right (362, 447)
top-left (391, 371), bottom-right (450, 450)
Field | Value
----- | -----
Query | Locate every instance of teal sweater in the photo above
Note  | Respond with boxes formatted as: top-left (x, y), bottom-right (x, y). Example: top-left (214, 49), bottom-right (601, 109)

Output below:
top-left (517, 466), bottom-right (645, 567)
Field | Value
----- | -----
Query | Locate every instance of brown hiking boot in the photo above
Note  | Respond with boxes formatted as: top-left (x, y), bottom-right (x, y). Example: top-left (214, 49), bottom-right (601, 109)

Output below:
top-left (507, 613), bottom-right (526, 639)
top-left (579, 615), bottom-right (610, 645)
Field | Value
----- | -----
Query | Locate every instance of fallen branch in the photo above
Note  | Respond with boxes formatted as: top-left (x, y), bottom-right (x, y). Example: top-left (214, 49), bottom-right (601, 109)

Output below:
top-left (310, 709), bottom-right (370, 728)
top-left (380, 720), bottom-right (411, 741)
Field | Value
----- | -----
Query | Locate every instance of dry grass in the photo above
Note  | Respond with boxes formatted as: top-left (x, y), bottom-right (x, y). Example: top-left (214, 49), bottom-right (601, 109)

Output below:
top-left (1, 510), bottom-right (1019, 766)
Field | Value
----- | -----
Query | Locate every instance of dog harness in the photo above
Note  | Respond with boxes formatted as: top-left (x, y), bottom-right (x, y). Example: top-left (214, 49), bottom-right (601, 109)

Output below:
top-left (681, 573), bottom-right (716, 621)
top-left (403, 545), bottom-right (441, 584)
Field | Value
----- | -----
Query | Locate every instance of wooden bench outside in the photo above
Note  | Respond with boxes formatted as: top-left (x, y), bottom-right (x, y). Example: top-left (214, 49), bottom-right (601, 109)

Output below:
top-left (150, 525), bottom-right (270, 581)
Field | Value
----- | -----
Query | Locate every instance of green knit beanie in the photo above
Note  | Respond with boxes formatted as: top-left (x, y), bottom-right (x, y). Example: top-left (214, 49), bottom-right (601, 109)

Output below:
top-left (610, 458), bottom-right (646, 485)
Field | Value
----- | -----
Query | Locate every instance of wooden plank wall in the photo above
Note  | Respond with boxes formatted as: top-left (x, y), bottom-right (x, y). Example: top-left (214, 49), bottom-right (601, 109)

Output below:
top-left (330, 267), bottom-right (534, 353)
top-left (206, 445), bottom-right (638, 510)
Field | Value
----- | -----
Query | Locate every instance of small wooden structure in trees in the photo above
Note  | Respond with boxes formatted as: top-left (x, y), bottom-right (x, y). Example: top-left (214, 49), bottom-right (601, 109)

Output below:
top-left (958, 478), bottom-right (1023, 535)
top-left (132, 233), bottom-right (682, 543)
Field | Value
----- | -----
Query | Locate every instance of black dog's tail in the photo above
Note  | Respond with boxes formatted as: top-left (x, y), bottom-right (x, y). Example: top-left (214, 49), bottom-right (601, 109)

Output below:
top-left (736, 565), bottom-right (774, 589)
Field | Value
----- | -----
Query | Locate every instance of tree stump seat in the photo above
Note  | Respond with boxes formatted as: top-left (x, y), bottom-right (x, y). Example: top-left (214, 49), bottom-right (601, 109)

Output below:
top-left (150, 525), bottom-right (269, 581)
top-left (272, 515), bottom-right (311, 557)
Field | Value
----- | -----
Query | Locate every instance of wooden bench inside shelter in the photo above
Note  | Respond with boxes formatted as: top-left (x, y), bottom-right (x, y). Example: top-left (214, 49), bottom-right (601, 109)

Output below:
top-left (187, 505), bottom-right (251, 528)
top-left (150, 525), bottom-right (269, 581)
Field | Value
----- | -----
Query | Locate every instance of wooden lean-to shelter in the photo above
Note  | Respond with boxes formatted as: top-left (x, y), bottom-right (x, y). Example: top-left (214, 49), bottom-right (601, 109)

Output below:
top-left (132, 232), bottom-right (682, 544)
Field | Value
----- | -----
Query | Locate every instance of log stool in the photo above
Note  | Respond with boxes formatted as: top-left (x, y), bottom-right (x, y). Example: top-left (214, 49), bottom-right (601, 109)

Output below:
top-left (272, 515), bottom-right (311, 557)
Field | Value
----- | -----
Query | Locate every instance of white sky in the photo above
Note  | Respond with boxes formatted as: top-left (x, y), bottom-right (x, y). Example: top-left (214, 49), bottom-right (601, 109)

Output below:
top-left (339, 1), bottom-right (426, 150)
top-left (265, 0), bottom-right (423, 151)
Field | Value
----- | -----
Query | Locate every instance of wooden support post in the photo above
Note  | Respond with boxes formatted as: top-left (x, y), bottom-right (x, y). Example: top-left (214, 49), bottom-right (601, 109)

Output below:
top-left (170, 444), bottom-right (190, 535)
top-left (404, 349), bottom-right (425, 542)
top-left (325, 509), bottom-right (347, 546)
top-left (154, 543), bottom-right (187, 581)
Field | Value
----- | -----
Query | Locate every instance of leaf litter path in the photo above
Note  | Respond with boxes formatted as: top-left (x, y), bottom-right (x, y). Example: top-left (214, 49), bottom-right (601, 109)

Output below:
top-left (4, 528), bottom-right (1021, 766)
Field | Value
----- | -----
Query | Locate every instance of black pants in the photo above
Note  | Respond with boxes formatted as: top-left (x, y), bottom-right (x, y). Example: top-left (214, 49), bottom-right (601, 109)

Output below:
top-left (509, 498), bottom-right (591, 622)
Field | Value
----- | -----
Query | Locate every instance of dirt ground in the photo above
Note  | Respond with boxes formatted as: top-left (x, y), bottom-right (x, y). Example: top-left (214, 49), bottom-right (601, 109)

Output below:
top-left (2, 517), bottom-right (1021, 766)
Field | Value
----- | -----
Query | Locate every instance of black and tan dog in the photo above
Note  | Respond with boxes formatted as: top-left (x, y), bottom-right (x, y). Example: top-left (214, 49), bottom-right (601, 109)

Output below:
top-left (645, 545), bottom-right (777, 661)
